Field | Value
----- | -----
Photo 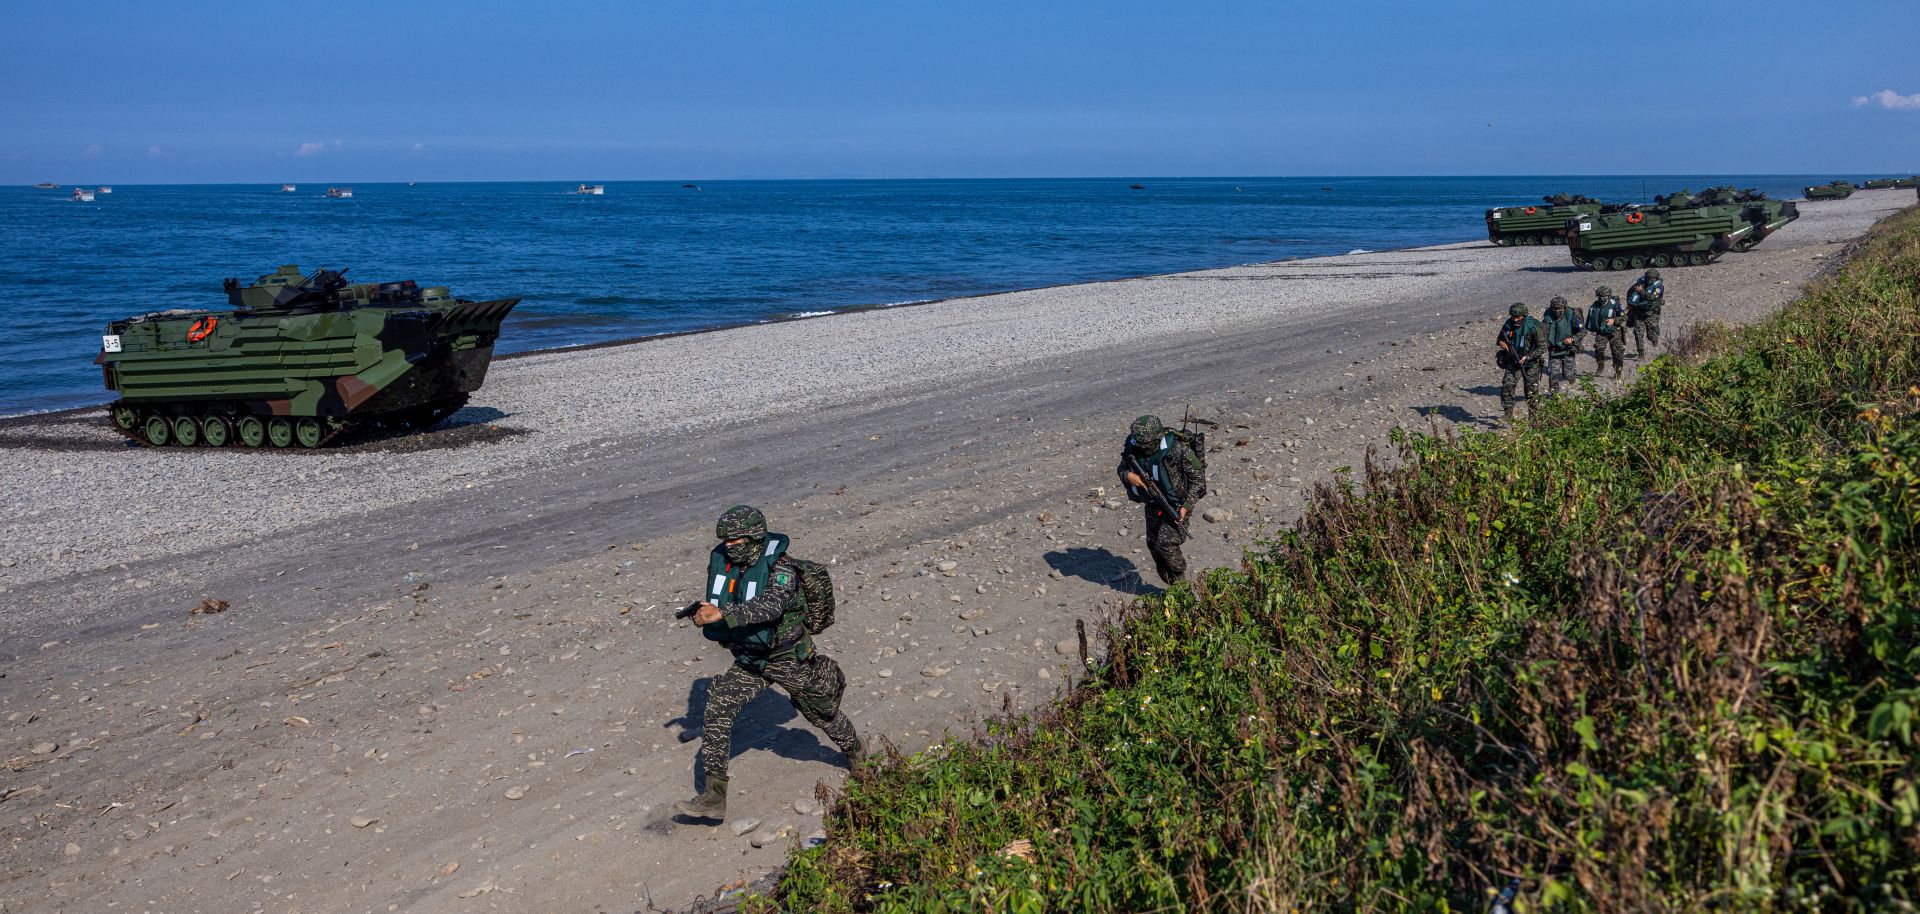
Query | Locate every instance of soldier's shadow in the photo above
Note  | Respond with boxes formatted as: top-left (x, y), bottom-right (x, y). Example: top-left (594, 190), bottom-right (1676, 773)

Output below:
top-left (1410, 404), bottom-right (1497, 429)
top-left (1044, 547), bottom-right (1157, 596)
top-left (674, 676), bottom-right (846, 794)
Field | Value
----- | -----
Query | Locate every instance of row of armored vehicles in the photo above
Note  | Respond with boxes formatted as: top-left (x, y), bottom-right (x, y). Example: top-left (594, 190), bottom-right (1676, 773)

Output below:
top-left (1486, 185), bottom-right (1800, 271)
top-left (1805, 175), bottom-right (1920, 199)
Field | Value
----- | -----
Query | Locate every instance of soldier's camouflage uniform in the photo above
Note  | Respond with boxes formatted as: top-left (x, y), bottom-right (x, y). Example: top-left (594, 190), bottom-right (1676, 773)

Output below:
top-left (1118, 416), bottom-right (1207, 584)
top-left (1586, 290), bottom-right (1626, 378)
top-left (694, 511), bottom-right (859, 787)
top-left (1627, 271), bottom-right (1664, 357)
top-left (1540, 297), bottom-right (1584, 395)
top-left (1496, 306), bottom-right (1549, 422)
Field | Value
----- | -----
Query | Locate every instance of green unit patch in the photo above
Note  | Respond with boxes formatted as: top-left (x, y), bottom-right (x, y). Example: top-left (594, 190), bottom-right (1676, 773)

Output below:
top-left (772, 570), bottom-right (794, 587)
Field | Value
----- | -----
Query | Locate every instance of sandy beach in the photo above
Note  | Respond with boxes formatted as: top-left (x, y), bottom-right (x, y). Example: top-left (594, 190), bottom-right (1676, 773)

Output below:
top-left (0, 188), bottom-right (1909, 912)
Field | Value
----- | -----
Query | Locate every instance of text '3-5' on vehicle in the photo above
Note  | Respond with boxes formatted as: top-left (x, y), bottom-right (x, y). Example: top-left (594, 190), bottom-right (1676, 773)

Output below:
top-left (97, 265), bottom-right (518, 449)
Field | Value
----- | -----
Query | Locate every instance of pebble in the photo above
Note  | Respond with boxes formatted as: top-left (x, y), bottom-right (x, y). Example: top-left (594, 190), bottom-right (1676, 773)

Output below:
top-left (948, 594), bottom-right (963, 603)
top-left (1055, 639), bottom-right (1080, 656)
top-left (1202, 507), bottom-right (1232, 523)
top-left (935, 560), bottom-right (957, 573)
top-left (793, 798), bottom-right (823, 817)
top-left (957, 608), bottom-right (985, 621)
top-left (31, 741), bottom-right (56, 754)
top-left (749, 823), bottom-right (796, 848)
top-left (728, 817), bottom-right (761, 837)
top-left (1038, 669), bottom-right (1052, 680)
top-left (921, 666), bottom-right (951, 678)
top-left (503, 786), bottom-right (527, 800)
top-left (64, 842), bottom-right (81, 857)
top-left (350, 815), bottom-right (378, 828)
top-left (877, 669), bottom-right (893, 679)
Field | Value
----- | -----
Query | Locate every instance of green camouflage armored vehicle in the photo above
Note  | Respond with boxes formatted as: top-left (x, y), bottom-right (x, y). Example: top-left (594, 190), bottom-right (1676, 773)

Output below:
top-left (97, 265), bottom-right (518, 448)
top-left (1565, 194), bottom-right (1799, 271)
top-left (1484, 193), bottom-right (1624, 246)
top-left (1804, 181), bottom-right (1855, 200)
top-left (1862, 178), bottom-right (1901, 190)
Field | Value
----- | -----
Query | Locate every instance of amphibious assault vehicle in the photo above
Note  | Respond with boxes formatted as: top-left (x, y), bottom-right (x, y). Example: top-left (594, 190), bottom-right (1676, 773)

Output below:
top-left (97, 265), bottom-right (518, 448)
top-left (1804, 181), bottom-right (1855, 200)
top-left (1565, 191), bottom-right (1798, 271)
top-left (1484, 193), bottom-right (1625, 246)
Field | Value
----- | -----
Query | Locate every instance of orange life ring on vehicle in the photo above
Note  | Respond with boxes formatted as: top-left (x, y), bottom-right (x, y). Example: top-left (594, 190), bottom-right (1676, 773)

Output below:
top-left (1625, 212), bottom-right (1645, 224)
top-left (1524, 206), bottom-right (1537, 215)
top-left (187, 317), bottom-right (218, 342)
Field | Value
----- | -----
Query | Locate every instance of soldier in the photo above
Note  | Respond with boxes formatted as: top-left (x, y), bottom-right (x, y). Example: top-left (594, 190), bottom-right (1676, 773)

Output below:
top-left (1495, 303), bottom-right (1548, 424)
top-left (1117, 415), bottom-right (1206, 585)
top-left (1626, 269), bottom-right (1664, 358)
top-left (1540, 295), bottom-right (1584, 395)
top-left (1585, 285), bottom-right (1626, 379)
top-left (674, 505), bottom-right (864, 821)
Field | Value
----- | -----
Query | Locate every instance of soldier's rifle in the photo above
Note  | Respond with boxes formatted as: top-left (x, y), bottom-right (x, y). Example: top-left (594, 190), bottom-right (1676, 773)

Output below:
top-left (1122, 451), bottom-right (1188, 535)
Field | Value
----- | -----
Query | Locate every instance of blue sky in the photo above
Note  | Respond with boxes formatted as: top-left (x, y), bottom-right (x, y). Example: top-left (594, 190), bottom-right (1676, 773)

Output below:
top-left (4, 0), bottom-right (1917, 183)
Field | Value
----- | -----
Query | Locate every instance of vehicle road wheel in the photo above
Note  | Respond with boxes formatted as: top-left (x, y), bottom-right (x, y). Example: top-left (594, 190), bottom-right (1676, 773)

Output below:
top-left (1689, 252), bottom-right (1708, 266)
top-left (144, 414), bottom-right (171, 447)
top-left (202, 416), bottom-right (231, 448)
top-left (237, 416), bottom-right (266, 448)
top-left (1651, 254), bottom-right (1671, 267)
top-left (1629, 255), bottom-right (1648, 269)
top-left (294, 417), bottom-right (324, 449)
top-left (267, 417), bottom-right (294, 448)
top-left (1610, 257), bottom-right (1630, 271)
top-left (112, 404), bottom-right (139, 431)
top-left (173, 416), bottom-right (201, 448)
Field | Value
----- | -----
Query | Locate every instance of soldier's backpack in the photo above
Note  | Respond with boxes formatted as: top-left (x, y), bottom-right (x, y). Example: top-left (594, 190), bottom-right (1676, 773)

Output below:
top-left (1171, 428), bottom-right (1208, 477)
top-left (787, 557), bottom-right (836, 634)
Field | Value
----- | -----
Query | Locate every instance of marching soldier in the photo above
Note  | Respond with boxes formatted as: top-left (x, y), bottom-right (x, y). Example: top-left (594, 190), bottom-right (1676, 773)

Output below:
top-left (1540, 295), bottom-right (1584, 395)
top-left (1496, 303), bottom-right (1548, 424)
top-left (674, 506), bottom-right (864, 821)
top-left (1117, 415), bottom-right (1207, 585)
top-left (1586, 285), bottom-right (1625, 379)
top-left (1626, 269), bottom-right (1665, 358)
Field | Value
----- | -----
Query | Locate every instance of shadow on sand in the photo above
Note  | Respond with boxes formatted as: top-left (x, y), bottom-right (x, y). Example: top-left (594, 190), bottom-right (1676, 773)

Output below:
top-left (1044, 546), bottom-right (1157, 596)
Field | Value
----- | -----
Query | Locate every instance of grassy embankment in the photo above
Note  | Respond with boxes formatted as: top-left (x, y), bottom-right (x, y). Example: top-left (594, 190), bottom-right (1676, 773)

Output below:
top-left (779, 206), bottom-right (1920, 912)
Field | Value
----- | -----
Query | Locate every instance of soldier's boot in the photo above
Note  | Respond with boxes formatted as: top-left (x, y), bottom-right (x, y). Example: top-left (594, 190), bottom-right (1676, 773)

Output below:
top-left (1501, 406), bottom-right (1515, 426)
top-left (674, 777), bottom-right (728, 821)
top-left (826, 715), bottom-right (866, 762)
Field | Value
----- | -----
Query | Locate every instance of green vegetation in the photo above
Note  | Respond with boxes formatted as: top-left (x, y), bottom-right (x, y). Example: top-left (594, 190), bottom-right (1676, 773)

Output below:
top-left (779, 206), bottom-right (1920, 912)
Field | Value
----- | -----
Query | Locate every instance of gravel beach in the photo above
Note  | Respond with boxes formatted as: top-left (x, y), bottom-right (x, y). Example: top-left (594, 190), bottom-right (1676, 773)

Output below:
top-left (0, 188), bottom-right (1908, 912)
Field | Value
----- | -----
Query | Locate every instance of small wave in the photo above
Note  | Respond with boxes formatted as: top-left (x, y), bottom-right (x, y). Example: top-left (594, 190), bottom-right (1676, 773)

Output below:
top-left (881, 298), bottom-right (934, 308)
top-left (789, 310), bottom-right (835, 318)
top-left (1347, 248), bottom-right (1374, 255)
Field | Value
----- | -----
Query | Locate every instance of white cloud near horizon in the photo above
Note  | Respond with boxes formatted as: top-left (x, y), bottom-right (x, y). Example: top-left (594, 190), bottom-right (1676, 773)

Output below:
top-left (82, 144), bottom-right (103, 159)
top-left (296, 141), bottom-right (326, 156)
top-left (1852, 89), bottom-right (1920, 110)
top-left (145, 145), bottom-right (165, 158)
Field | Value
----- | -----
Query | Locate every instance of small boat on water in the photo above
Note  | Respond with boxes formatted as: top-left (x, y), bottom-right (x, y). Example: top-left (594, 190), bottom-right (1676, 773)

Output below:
top-left (97, 186), bottom-right (113, 194)
top-left (682, 184), bottom-right (700, 189)
top-left (34, 182), bottom-right (58, 189)
top-left (281, 184), bottom-right (297, 193)
top-left (1130, 183), bottom-right (1145, 190)
top-left (325, 187), bottom-right (353, 198)
top-left (71, 188), bottom-right (96, 202)
top-left (576, 183), bottom-right (605, 195)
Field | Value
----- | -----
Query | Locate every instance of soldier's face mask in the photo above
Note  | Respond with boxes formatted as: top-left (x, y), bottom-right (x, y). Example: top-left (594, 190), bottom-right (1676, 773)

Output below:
top-left (723, 536), bottom-right (764, 567)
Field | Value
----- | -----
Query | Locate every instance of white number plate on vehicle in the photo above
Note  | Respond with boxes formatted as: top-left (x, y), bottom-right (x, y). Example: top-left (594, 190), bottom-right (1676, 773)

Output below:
top-left (102, 334), bottom-right (122, 353)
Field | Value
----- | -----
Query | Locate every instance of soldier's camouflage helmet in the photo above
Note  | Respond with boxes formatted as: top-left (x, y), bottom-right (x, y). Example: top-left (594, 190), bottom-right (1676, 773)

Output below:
top-left (1596, 286), bottom-right (1613, 298)
top-left (1549, 295), bottom-right (1567, 309)
top-left (1645, 269), bottom-right (1662, 280)
top-left (717, 505), bottom-right (769, 565)
top-left (1508, 303), bottom-right (1528, 317)
top-left (1128, 415), bottom-right (1167, 453)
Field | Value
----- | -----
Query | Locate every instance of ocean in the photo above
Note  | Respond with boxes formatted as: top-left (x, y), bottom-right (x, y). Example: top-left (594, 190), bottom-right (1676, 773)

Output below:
top-left (0, 175), bottom-right (1834, 415)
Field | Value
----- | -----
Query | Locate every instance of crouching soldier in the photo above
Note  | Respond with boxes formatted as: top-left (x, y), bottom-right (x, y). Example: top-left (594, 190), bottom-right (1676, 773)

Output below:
top-left (1586, 285), bottom-right (1625, 379)
top-left (675, 505), bottom-right (864, 821)
top-left (1541, 295), bottom-right (1584, 395)
top-left (1118, 415), bottom-right (1207, 585)
top-left (1496, 303), bottom-right (1548, 424)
